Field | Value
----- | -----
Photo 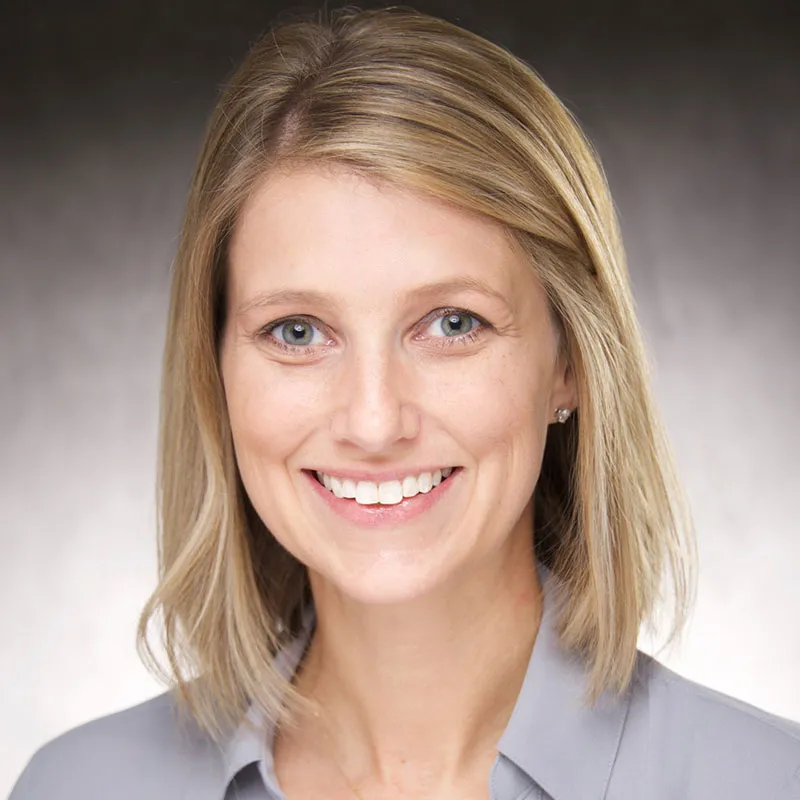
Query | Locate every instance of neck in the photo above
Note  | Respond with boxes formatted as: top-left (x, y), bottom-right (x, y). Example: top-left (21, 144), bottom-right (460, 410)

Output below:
top-left (291, 534), bottom-right (542, 796)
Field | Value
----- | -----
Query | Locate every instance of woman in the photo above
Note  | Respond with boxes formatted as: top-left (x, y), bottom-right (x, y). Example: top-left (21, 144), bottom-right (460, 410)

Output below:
top-left (11, 6), bottom-right (799, 800)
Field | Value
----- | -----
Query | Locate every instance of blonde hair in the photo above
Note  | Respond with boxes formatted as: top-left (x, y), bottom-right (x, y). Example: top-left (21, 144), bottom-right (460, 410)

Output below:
top-left (138, 5), bottom-right (695, 738)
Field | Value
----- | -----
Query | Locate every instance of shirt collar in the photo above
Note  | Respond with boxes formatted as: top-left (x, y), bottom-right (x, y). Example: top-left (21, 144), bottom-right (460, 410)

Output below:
top-left (220, 605), bottom-right (316, 792)
top-left (220, 565), bottom-right (631, 800)
top-left (496, 562), bottom-right (632, 800)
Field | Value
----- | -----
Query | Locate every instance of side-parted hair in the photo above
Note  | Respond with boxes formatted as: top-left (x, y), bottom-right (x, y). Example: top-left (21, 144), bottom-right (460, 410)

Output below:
top-left (137, 5), bottom-right (695, 739)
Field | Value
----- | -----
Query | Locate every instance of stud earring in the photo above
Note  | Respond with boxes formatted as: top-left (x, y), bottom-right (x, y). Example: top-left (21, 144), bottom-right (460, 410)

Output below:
top-left (554, 407), bottom-right (572, 423)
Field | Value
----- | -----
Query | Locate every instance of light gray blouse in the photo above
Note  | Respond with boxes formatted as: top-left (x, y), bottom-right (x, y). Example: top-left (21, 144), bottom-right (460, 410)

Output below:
top-left (10, 565), bottom-right (800, 800)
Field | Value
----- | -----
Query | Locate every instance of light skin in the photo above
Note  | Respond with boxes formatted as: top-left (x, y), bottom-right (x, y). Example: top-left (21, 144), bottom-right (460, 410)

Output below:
top-left (220, 165), bottom-right (576, 799)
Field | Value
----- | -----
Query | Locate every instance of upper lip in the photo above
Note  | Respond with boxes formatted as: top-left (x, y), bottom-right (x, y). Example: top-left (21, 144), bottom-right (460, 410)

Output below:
top-left (306, 466), bottom-right (459, 483)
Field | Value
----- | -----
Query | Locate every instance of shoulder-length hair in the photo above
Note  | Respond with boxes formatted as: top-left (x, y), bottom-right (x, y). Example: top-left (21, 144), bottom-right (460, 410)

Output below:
top-left (138, 5), bottom-right (695, 738)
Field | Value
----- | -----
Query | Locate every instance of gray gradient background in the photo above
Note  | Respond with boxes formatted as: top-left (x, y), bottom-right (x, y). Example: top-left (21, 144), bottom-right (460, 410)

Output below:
top-left (1, 0), bottom-right (798, 793)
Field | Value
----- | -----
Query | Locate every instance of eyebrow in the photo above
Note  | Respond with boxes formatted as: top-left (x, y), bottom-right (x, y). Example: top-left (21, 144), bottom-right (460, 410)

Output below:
top-left (236, 276), bottom-right (513, 315)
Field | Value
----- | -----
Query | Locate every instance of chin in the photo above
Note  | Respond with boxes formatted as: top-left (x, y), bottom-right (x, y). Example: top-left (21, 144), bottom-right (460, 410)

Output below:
top-left (311, 556), bottom-right (456, 607)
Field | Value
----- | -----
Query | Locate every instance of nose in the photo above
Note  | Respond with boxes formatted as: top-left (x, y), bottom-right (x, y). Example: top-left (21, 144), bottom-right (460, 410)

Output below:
top-left (330, 346), bottom-right (421, 454)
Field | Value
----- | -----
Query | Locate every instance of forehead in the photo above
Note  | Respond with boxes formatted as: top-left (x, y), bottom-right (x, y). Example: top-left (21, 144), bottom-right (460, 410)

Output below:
top-left (228, 165), bottom-right (537, 312)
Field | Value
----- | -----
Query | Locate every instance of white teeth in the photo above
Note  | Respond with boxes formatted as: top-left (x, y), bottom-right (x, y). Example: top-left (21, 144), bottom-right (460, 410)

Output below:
top-left (378, 480), bottom-right (404, 505)
top-left (355, 481), bottom-right (379, 505)
top-left (418, 472), bottom-right (433, 493)
top-left (315, 468), bottom-right (456, 505)
top-left (402, 475), bottom-right (419, 498)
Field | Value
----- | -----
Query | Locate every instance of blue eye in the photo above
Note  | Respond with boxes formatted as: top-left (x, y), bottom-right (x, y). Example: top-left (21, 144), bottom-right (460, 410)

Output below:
top-left (262, 317), bottom-right (327, 349)
top-left (259, 307), bottom-right (490, 357)
top-left (427, 310), bottom-right (481, 338)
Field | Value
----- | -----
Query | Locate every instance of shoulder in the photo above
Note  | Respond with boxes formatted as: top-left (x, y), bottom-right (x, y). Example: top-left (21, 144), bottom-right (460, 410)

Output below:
top-left (617, 652), bottom-right (800, 799)
top-left (9, 691), bottom-right (226, 800)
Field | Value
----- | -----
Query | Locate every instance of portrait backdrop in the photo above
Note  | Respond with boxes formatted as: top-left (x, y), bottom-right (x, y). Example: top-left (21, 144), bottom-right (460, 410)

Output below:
top-left (1, 0), bottom-right (798, 795)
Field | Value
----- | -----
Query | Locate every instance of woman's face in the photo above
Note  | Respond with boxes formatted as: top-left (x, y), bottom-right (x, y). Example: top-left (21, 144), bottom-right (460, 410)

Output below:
top-left (220, 165), bottom-right (575, 605)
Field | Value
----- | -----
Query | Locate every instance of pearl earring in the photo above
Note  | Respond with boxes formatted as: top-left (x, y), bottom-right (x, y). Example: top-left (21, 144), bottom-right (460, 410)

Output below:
top-left (554, 407), bottom-right (572, 423)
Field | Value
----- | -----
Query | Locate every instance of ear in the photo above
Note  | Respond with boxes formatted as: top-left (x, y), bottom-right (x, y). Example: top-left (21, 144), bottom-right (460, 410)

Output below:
top-left (548, 351), bottom-right (577, 419)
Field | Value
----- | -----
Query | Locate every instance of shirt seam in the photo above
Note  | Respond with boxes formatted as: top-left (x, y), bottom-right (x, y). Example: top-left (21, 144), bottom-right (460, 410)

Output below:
top-left (652, 670), bottom-right (800, 743)
top-left (600, 686), bottom-right (633, 800)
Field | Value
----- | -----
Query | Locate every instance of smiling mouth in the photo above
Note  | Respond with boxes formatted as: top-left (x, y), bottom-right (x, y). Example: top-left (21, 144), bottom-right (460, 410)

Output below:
top-left (307, 467), bottom-right (460, 506)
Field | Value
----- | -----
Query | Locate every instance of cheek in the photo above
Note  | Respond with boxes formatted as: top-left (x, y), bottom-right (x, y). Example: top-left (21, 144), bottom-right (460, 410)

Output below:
top-left (429, 348), bottom-right (550, 460)
top-left (222, 340), bottom-right (553, 472)
top-left (222, 355), bottom-right (332, 542)
top-left (223, 353), bottom-right (327, 465)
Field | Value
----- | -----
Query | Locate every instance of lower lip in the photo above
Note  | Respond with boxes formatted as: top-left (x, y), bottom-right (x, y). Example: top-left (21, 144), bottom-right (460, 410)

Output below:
top-left (303, 469), bottom-right (462, 528)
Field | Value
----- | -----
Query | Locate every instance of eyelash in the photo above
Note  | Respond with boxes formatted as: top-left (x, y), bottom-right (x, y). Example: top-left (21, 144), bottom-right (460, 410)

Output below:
top-left (258, 307), bottom-right (492, 356)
